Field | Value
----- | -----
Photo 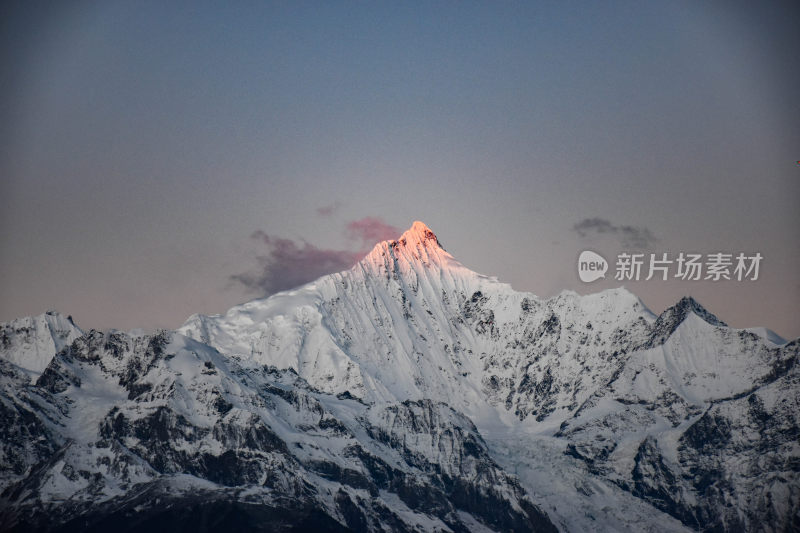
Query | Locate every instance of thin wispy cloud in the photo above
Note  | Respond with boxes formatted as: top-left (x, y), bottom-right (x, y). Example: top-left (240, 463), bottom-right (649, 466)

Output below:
top-left (232, 216), bottom-right (400, 296)
top-left (316, 202), bottom-right (342, 217)
top-left (572, 217), bottom-right (658, 249)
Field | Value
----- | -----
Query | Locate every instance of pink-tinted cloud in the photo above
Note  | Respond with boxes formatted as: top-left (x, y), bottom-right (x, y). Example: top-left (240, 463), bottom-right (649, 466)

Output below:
top-left (346, 216), bottom-right (401, 248)
top-left (231, 231), bottom-right (361, 295)
top-left (232, 216), bottom-right (401, 296)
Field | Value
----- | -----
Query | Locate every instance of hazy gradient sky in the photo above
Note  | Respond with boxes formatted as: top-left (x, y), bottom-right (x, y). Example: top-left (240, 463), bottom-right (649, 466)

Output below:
top-left (2, 1), bottom-right (799, 338)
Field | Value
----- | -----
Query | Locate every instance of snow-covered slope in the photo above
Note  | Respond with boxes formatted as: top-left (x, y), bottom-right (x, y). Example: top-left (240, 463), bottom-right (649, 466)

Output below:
top-left (0, 329), bottom-right (555, 532)
top-left (176, 221), bottom-right (798, 531)
top-left (179, 222), bottom-right (657, 426)
top-left (1, 222), bottom-right (796, 532)
top-left (0, 311), bottom-right (83, 380)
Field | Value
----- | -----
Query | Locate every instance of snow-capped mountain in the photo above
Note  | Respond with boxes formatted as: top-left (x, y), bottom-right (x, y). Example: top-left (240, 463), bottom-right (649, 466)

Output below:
top-left (1, 222), bottom-right (796, 532)
top-left (178, 222), bottom-right (656, 423)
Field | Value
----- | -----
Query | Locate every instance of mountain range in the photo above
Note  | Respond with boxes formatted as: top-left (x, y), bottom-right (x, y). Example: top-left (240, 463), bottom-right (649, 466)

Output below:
top-left (1, 221), bottom-right (797, 532)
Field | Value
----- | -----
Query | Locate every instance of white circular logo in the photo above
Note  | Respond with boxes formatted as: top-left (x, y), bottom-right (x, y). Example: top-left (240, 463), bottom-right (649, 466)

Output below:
top-left (578, 251), bottom-right (608, 282)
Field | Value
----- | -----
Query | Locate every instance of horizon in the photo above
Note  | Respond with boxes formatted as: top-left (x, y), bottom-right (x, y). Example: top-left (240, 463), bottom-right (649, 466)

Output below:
top-left (8, 219), bottom-right (794, 343)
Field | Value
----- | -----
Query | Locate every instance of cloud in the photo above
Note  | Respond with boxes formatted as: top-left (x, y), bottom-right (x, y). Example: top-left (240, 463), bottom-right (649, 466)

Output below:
top-left (572, 217), bottom-right (658, 248)
top-left (231, 232), bottom-right (361, 295)
top-left (232, 216), bottom-right (401, 296)
top-left (316, 202), bottom-right (341, 217)
top-left (346, 216), bottom-right (401, 248)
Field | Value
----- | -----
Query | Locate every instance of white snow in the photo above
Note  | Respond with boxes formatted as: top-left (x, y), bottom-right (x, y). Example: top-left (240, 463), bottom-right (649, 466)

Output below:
top-left (0, 311), bottom-right (83, 381)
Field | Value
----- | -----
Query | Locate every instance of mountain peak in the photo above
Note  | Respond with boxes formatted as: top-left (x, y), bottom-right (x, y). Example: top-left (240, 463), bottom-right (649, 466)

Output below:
top-left (397, 221), bottom-right (442, 249)
top-left (357, 221), bottom-right (465, 278)
top-left (672, 296), bottom-right (727, 327)
top-left (362, 221), bottom-right (443, 260)
top-left (640, 295), bottom-right (728, 349)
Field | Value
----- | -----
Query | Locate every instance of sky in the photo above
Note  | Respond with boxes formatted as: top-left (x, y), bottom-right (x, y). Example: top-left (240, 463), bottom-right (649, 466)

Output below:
top-left (1, 1), bottom-right (798, 338)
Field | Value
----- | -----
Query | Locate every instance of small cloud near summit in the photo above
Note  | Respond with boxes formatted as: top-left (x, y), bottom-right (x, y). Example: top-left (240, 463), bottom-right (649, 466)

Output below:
top-left (572, 217), bottom-right (658, 249)
top-left (346, 217), bottom-right (401, 248)
top-left (231, 233), bottom-right (361, 296)
top-left (232, 216), bottom-right (401, 296)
